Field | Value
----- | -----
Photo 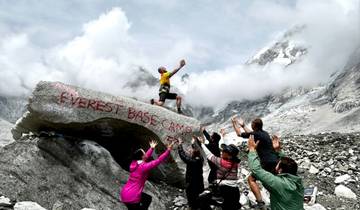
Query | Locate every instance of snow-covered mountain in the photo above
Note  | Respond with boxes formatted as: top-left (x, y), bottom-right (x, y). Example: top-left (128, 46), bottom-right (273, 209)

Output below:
top-left (124, 67), bottom-right (158, 89)
top-left (206, 27), bottom-right (360, 135)
top-left (327, 46), bottom-right (360, 113)
top-left (247, 25), bottom-right (307, 66)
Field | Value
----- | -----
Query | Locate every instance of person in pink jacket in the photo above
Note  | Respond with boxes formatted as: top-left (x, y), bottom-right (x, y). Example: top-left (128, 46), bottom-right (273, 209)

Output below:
top-left (120, 140), bottom-right (175, 210)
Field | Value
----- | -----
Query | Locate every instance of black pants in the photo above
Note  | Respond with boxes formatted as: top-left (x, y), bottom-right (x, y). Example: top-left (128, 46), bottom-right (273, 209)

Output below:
top-left (186, 185), bottom-right (203, 209)
top-left (219, 185), bottom-right (240, 210)
top-left (199, 185), bottom-right (240, 210)
top-left (124, 193), bottom-right (152, 210)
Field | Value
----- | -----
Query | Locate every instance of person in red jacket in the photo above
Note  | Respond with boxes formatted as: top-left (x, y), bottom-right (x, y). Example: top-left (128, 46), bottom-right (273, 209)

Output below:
top-left (197, 136), bottom-right (241, 210)
top-left (120, 140), bottom-right (175, 210)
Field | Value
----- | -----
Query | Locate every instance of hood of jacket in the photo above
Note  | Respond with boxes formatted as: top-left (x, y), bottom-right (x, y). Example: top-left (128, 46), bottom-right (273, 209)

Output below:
top-left (129, 160), bottom-right (141, 172)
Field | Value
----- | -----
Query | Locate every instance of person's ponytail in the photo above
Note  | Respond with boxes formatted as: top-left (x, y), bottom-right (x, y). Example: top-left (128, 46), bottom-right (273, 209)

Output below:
top-left (132, 149), bottom-right (144, 161)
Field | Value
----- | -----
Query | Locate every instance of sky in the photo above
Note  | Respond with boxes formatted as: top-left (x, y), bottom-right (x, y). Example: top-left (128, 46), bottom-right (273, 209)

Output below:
top-left (0, 0), bottom-right (359, 108)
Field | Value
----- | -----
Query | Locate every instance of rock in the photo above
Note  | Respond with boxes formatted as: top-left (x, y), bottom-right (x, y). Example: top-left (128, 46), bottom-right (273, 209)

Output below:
top-left (304, 203), bottom-right (326, 210)
top-left (334, 174), bottom-right (351, 184)
top-left (300, 158), bottom-right (311, 169)
top-left (327, 159), bottom-right (334, 165)
top-left (334, 185), bottom-right (357, 200)
top-left (14, 202), bottom-right (47, 210)
top-left (240, 168), bottom-right (250, 176)
top-left (11, 81), bottom-right (201, 185)
top-left (316, 163), bottom-right (325, 170)
top-left (0, 195), bottom-right (14, 209)
top-left (239, 192), bottom-right (250, 206)
top-left (324, 167), bottom-right (332, 173)
top-left (51, 200), bottom-right (64, 210)
top-left (318, 171), bottom-right (327, 177)
top-left (348, 163), bottom-right (357, 170)
top-left (0, 137), bottom-right (170, 210)
top-left (349, 156), bottom-right (357, 162)
top-left (309, 165), bottom-right (319, 174)
top-left (173, 196), bottom-right (187, 207)
top-left (0, 195), bottom-right (11, 205)
top-left (335, 156), bottom-right (347, 161)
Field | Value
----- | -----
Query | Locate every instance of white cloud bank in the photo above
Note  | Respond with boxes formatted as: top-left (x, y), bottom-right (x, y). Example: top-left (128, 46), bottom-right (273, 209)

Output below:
top-left (177, 0), bottom-right (360, 107)
top-left (0, 0), bottom-right (359, 109)
top-left (0, 8), bottom-right (154, 99)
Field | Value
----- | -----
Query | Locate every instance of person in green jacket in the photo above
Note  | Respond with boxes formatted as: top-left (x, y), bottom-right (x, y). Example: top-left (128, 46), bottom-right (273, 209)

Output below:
top-left (247, 134), bottom-right (304, 210)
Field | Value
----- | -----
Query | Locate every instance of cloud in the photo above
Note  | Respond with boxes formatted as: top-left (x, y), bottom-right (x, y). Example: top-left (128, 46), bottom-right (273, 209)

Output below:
top-left (173, 0), bottom-right (360, 107)
top-left (0, 8), bottom-right (155, 99)
top-left (0, 1), bottom-right (359, 110)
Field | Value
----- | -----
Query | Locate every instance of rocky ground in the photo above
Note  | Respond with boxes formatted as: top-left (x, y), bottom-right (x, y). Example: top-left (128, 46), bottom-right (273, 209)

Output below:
top-left (167, 132), bottom-right (360, 210)
top-left (281, 132), bottom-right (360, 210)
top-left (1, 116), bottom-right (359, 210)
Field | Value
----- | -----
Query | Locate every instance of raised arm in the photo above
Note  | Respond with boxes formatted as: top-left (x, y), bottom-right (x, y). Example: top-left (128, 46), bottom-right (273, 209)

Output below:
top-left (169, 59), bottom-right (186, 78)
top-left (233, 116), bottom-right (253, 138)
top-left (144, 140), bottom-right (158, 160)
top-left (243, 124), bottom-right (252, 133)
top-left (220, 128), bottom-right (226, 139)
top-left (144, 148), bottom-right (154, 160)
top-left (272, 134), bottom-right (286, 158)
top-left (201, 126), bottom-right (211, 141)
top-left (141, 142), bottom-right (174, 172)
top-left (197, 136), bottom-right (221, 167)
top-left (231, 116), bottom-right (242, 137)
top-left (178, 143), bottom-right (198, 164)
top-left (248, 135), bottom-right (285, 190)
top-left (248, 150), bottom-right (286, 190)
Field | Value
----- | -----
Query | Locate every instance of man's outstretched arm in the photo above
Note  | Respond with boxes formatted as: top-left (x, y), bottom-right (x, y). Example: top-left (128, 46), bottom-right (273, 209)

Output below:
top-left (231, 116), bottom-right (242, 136)
top-left (169, 59), bottom-right (186, 78)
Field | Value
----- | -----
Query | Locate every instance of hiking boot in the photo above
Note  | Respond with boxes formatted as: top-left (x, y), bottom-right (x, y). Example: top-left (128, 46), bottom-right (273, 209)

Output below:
top-left (251, 201), bottom-right (266, 210)
top-left (177, 109), bottom-right (183, 114)
top-left (150, 99), bottom-right (154, 105)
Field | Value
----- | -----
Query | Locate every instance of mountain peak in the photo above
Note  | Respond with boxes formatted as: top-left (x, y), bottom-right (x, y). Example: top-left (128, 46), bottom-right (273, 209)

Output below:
top-left (247, 25), bottom-right (307, 66)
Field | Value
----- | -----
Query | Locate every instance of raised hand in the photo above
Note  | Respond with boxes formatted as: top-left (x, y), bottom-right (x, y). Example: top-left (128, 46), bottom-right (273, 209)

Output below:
top-left (238, 118), bottom-right (245, 127)
top-left (180, 59), bottom-right (186, 67)
top-left (196, 136), bottom-right (205, 144)
top-left (272, 134), bottom-right (281, 152)
top-left (220, 128), bottom-right (226, 136)
top-left (231, 115), bottom-right (237, 123)
top-left (167, 141), bottom-right (176, 150)
top-left (248, 135), bottom-right (259, 152)
top-left (149, 140), bottom-right (158, 148)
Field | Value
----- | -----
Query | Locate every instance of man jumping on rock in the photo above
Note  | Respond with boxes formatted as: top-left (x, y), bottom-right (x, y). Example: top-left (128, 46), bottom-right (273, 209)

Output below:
top-left (150, 59), bottom-right (186, 114)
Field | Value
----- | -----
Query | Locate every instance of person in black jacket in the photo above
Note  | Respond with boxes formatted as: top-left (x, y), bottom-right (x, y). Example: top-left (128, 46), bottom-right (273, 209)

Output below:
top-left (200, 126), bottom-right (221, 184)
top-left (178, 138), bottom-right (205, 210)
top-left (231, 117), bottom-right (278, 210)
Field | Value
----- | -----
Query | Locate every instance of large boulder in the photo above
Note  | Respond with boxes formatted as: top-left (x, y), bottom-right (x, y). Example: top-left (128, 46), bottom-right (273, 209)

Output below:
top-left (12, 81), bottom-right (201, 185)
top-left (0, 136), bottom-right (175, 210)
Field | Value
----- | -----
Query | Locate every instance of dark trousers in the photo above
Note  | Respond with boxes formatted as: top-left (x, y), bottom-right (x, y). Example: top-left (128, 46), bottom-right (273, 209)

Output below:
top-left (124, 193), bottom-right (152, 210)
top-left (199, 185), bottom-right (240, 210)
top-left (186, 186), bottom-right (203, 209)
top-left (219, 185), bottom-right (240, 210)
